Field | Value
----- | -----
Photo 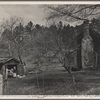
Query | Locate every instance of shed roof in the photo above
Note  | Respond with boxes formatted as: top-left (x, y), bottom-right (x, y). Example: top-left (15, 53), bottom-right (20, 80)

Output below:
top-left (0, 57), bottom-right (20, 64)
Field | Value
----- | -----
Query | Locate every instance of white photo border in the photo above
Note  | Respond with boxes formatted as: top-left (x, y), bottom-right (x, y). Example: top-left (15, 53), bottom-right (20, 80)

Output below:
top-left (0, 1), bottom-right (100, 99)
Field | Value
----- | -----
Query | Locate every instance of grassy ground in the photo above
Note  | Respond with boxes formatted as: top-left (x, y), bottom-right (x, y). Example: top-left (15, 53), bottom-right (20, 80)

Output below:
top-left (5, 69), bottom-right (100, 95)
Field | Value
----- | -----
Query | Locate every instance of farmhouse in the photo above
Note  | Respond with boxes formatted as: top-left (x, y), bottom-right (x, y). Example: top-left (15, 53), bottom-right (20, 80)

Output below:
top-left (77, 20), bottom-right (100, 70)
top-left (0, 57), bottom-right (25, 78)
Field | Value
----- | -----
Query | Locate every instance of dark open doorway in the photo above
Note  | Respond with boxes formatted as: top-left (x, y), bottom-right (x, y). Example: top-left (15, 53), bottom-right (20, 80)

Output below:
top-left (7, 64), bottom-right (18, 78)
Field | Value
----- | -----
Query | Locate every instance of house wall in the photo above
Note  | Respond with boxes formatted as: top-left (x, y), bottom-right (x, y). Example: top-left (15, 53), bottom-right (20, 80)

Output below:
top-left (95, 53), bottom-right (100, 68)
top-left (77, 45), bottom-right (82, 70)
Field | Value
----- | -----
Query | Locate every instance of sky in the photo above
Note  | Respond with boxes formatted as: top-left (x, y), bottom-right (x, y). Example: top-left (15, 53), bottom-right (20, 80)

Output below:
top-left (0, 5), bottom-right (46, 25)
top-left (0, 4), bottom-right (83, 27)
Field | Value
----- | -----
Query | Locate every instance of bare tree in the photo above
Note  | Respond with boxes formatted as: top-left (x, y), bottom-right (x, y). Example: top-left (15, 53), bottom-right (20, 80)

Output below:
top-left (48, 22), bottom-right (78, 83)
top-left (42, 4), bottom-right (100, 83)
top-left (1, 16), bottom-right (27, 63)
top-left (45, 5), bottom-right (100, 22)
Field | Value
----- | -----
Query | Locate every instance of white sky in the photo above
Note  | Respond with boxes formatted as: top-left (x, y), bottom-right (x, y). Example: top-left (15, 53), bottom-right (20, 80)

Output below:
top-left (0, 5), bottom-right (46, 25)
top-left (0, 4), bottom-right (83, 27)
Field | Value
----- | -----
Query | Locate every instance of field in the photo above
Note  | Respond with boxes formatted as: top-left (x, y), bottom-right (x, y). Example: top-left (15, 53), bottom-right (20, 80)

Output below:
top-left (5, 67), bottom-right (100, 95)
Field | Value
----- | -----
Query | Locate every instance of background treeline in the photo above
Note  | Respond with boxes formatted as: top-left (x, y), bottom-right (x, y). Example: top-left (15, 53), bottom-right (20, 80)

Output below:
top-left (0, 16), bottom-right (100, 74)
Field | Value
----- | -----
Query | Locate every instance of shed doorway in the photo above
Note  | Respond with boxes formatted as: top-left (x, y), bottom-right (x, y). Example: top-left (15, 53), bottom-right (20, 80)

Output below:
top-left (6, 64), bottom-right (17, 78)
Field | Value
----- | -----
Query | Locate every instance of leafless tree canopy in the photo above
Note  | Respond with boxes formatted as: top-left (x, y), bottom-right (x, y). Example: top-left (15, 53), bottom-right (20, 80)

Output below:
top-left (45, 5), bottom-right (100, 22)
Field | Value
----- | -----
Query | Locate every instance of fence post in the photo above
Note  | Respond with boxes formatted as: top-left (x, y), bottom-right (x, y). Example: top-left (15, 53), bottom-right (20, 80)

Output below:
top-left (0, 74), bottom-right (3, 95)
top-left (2, 65), bottom-right (7, 95)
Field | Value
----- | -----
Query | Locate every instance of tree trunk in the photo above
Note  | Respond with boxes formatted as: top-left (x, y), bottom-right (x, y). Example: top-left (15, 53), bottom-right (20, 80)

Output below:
top-left (18, 48), bottom-right (23, 64)
top-left (18, 55), bottom-right (23, 64)
top-left (8, 41), bottom-right (12, 57)
top-left (64, 54), bottom-right (75, 83)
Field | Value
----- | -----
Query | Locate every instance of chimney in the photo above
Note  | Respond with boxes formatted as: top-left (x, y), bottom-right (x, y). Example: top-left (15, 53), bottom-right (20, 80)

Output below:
top-left (83, 20), bottom-right (90, 38)
top-left (81, 20), bottom-right (94, 69)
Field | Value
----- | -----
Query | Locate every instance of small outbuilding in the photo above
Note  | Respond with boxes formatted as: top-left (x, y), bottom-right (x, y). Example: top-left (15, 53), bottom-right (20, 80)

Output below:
top-left (0, 57), bottom-right (25, 79)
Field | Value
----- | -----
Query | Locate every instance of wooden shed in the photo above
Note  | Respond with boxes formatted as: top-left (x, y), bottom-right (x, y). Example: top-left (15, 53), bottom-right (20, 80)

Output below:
top-left (0, 57), bottom-right (25, 78)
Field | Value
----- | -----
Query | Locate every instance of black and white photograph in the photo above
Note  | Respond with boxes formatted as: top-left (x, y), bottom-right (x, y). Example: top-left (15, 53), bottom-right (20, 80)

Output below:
top-left (0, 2), bottom-right (100, 98)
